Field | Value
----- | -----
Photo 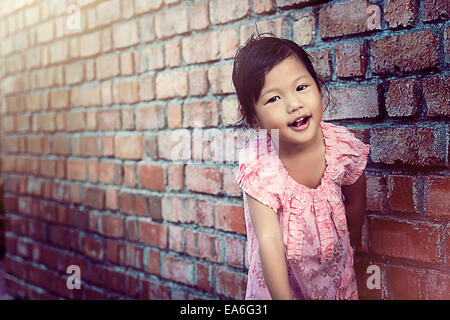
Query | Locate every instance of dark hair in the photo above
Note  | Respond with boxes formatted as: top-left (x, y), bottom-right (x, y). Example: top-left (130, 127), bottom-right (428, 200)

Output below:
top-left (232, 33), bottom-right (329, 130)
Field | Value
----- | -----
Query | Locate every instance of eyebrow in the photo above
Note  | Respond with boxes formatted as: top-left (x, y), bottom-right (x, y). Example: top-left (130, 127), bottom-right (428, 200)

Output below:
top-left (260, 75), bottom-right (310, 99)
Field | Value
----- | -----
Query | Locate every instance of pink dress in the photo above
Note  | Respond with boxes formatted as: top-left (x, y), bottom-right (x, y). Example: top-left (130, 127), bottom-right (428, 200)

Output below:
top-left (235, 121), bottom-right (371, 300)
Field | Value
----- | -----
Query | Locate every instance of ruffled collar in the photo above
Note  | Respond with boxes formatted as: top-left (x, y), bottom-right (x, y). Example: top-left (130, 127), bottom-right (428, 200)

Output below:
top-left (257, 120), bottom-right (334, 195)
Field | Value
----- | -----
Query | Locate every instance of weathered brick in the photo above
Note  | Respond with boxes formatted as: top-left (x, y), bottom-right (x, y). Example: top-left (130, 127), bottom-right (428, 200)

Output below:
top-left (96, 54), bottom-right (120, 80)
top-left (307, 48), bottom-right (332, 81)
top-left (384, 0), bottom-right (416, 28)
top-left (182, 32), bottom-right (220, 65)
top-left (386, 175), bottom-right (419, 214)
top-left (215, 267), bottom-right (247, 299)
top-left (138, 163), bottom-right (165, 191)
top-left (189, 1), bottom-right (209, 31)
top-left (185, 166), bottom-right (223, 195)
top-left (370, 217), bottom-right (441, 263)
top-left (154, 6), bottom-right (188, 39)
top-left (135, 45), bottom-right (164, 73)
top-left (423, 176), bottom-right (449, 218)
top-left (370, 31), bottom-right (439, 74)
top-left (422, 0), bottom-right (449, 22)
top-left (157, 130), bottom-right (191, 161)
top-left (161, 197), bottom-right (195, 223)
top-left (215, 203), bottom-right (246, 234)
top-left (185, 230), bottom-right (223, 263)
top-left (369, 125), bottom-right (447, 167)
top-left (79, 31), bottom-right (101, 57)
top-left (208, 64), bottom-right (234, 94)
top-left (335, 41), bottom-right (367, 78)
top-left (422, 75), bottom-right (450, 117)
top-left (210, 0), bottom-right (250, 25)
top-left (136, 105), bottom-right (165, 130)
top-left (293, 12), bottom-right (315, 46)
top-left (183, 100), bottom-right (221, 128)
top-left (319, 0), bottom-right (381, 39)
top-left (240, 17), bottom-right (285, 44)
top-left (385, 78), bottom-right (420, 117)
top-left (112, 21), bottom-right (139, 49)
top-left (114, 134), bottom-right (143, 160)
top-left (254, 0), bottom-right (274, 13)
top-left (323, 85), bottom-right (379, 120)
top-left (162, 254), bottom-right (194, 285)
top-left (155, 70), bottom-right (187, 99)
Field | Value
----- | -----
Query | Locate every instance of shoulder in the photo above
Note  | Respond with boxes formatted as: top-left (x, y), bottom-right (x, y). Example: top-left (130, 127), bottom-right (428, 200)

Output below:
top-left (322, 121), bottom-right (369, 156)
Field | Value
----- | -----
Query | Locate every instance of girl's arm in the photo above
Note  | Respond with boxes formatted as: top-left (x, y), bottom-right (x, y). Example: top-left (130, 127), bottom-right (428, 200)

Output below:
top-left (245, 192), bottom-right (293, 300)
top-left (341, 172), bottom-right (367, 248)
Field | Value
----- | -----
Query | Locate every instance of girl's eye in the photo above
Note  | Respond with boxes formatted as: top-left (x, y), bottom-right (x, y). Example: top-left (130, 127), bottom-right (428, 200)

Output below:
top-left (296, 85), bottom-right (308, 91)
top-left (265, 96), bottom-right (280, 104)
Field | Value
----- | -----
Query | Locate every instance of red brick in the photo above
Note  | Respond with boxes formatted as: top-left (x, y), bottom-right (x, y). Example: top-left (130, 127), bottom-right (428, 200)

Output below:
top-left (157, 130), bottom-right (191, 161)
top-left (386, 175), bottom-right (419, 214)
top-left (71, 85), bottom-right (101, 107)
top-left (135, 46), bottom-right (164, 73)
top-left (385, 78), bottom-right (420, 117)
top-left (82, 187), bottom-right (105, 210)
top-left (182, 31), bottom-right (220, 65)
top-left (136, 105), bottom-right (165, 130)
top-left (168, 102), bottom-right (182, 129)
top-left (112, 21), bottom-right (139, 49)
top-left (384, 0), bottom-right (416, 28)
top-left (114, 79), bottom-right (140, 104)
top-left (123, 164), bottom-right (137, 187)
top-left (307, 48), bottom-right (332, 81)
top-left (185, 230), bottom-right (222, 263)
top-left (50, 89), bottom-right (69, 110)
top-left (105, 188), bottom-right (119, 211)
top-left (210, 0), bottom-right (250, 25)
top-left (67, 160), bottom-right (87, 181)
top-left (99, 109), bottom-right (120, 131)
top-left (370, 217), bottom-right (441, 263)
top-left (102, 267), bottom-right (126, 294)
top-left (165, 39), bottom-right (181, 67)
top-left (422, 0), bottom-right (449, 22)
top-left (114, 134), bottom-right (143, 160)
top-left (319, 0), bottom-right (381, 39)
top-left (81, 235), bottom-right (104, 261)
top-left (422, 75), bottom-right (450, 117)
top-left (168, 164), bottom-right (184, 191)
top-left (118, 243), bottom-right (143, 269)
top-left (208, 63), bottom-right (234, 94)
top-left (370, 31), bottom-right (439, 74)
top-left (423, 176), bottom-right (449, 218)
top-left (139, 221), bottom-right (167, 249)
top-left (139, 75), bottom-right (155, 101)
top-left (366, 175), bottom-right (386, 212)
top-left (387, 266), bottom-right (426, 299)
top-left (161, 197), bottom-right (195, 223)
top-left (80, 135), bottom-right (100, 157)
top-left (154, 6), bottom-right (188, 39)
top-left (155, 70), bottom-right (188, 99)
top-left (145, 248), bottom-right (161, 276)
top-left (369, 125), bottom-right (447, 166)
top-left (183, 100), bottom-right (221, 128)
top-left (120, 192), bottom-right (149, 216)
top-left (215, 203), bottom-right (246, 234)
top-left (100, 214), bottom-right (124, 238)
top-left (96, 54), bottom-right (120, 80)
top-left (189, 1), bottom-right (209, 31)
top-left (323, 85), bottom-right (378, 120)
top-left (336, 41), bottom-right (367, 78)
top-left (240, 17), bottom-right (285, 45)
top-left (168, 225), bottom-right (184, 253)
top-left (138, 163), bottom-right (165, 191)
top-left (185, 166), bottom-right (222, 195)
top-left (225, 237), bottom-right (245, 268)
top-left (196, 262), bottom-right (213, 292)
top-left (99, 161), bottom-right (122, 185)
top-left (188, 68), bottom-right (209, 96)
top-left (293, 11), bottom-right (315, 46)
top-left (79, 31), bottom-right (101, 57)
top-left (161, 254), bottom-right (194, 285)
top-left (215, 267), bottom-right (247, 299)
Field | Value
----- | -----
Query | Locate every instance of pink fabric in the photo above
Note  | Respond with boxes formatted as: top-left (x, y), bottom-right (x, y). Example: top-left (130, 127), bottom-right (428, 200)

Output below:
top-left (235, 121), bottom-right (371, 300)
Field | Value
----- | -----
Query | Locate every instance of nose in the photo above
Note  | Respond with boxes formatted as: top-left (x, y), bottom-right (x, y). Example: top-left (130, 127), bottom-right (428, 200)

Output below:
top-left (286, 92), bottom-right (303, 113)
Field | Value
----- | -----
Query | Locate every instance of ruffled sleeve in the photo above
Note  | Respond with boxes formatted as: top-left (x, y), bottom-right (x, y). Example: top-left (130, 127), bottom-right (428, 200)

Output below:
top-left (235, 141), bottom-right (283, 213)
top-left (333, 125), bottom-right (371, 186)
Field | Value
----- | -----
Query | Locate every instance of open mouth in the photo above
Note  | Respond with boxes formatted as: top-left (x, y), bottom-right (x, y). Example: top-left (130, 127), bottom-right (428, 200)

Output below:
top-left (288, 116), bottom-right (311, 128)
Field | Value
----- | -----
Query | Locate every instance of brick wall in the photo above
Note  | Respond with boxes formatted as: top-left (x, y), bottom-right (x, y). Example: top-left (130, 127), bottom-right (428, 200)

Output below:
top-left (0, 0), bottom-right (449, 300)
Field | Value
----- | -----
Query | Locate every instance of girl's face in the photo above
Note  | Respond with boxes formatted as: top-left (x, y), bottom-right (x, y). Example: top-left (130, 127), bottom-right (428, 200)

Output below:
top-left (253, 55), bottom-right (324, 158)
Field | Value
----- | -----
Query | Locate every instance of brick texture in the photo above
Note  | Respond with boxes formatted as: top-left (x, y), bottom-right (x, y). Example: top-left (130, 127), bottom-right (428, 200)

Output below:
top-left (0, 0), bottom-right (448, 301)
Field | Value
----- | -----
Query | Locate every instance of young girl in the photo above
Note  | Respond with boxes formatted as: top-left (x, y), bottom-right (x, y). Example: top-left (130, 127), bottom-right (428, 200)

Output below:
top-left (233, 34), bottom-right (371, 300)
